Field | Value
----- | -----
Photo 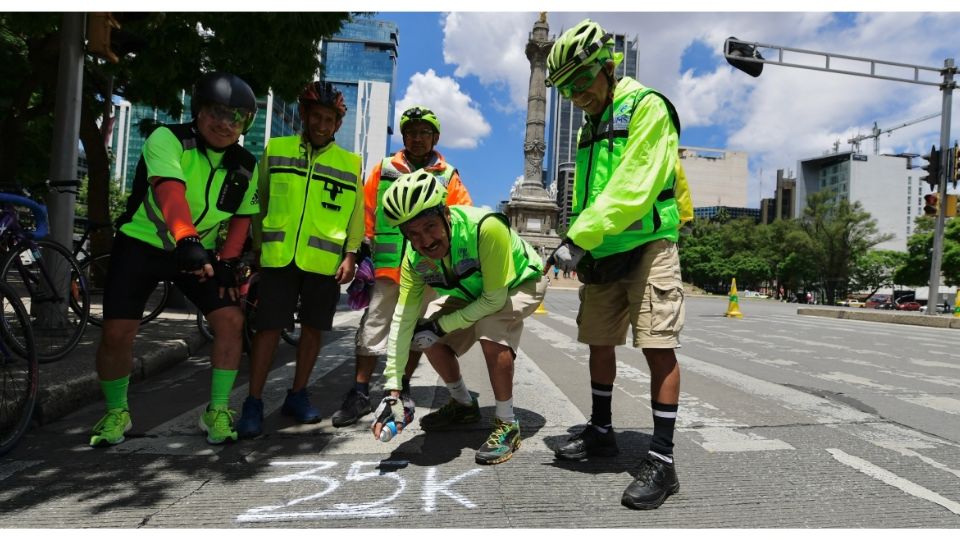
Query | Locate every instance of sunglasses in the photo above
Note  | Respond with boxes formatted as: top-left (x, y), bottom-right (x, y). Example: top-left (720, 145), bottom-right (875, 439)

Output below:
top-left (557, 63), bottom-right (603, 99)
top-left (204, 103), bottom-right (254, 128)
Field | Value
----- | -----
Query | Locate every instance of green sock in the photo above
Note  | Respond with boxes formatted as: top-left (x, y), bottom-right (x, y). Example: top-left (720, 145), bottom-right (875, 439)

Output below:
top-left (100, 376), bottom-right (129, 411)
top-left (210, 368), bottom-right (238, 409)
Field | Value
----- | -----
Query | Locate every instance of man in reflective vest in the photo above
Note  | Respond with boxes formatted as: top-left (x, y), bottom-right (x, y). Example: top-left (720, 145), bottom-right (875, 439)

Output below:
top-left (544, 19), bottom-right (686, 510)
top-left (369, 171), bottom-right (547, 466)
top-left (235, 81), bottom-right (364, 438)
top-left (91, 72), bottom-right (260, 447)
top-left (330, 106), bottom-right (472, 428)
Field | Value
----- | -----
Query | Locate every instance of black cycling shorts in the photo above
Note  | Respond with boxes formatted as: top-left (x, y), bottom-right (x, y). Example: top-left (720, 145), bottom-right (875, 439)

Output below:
top-left (102, 232), bottom-right (239, 320)
top-left (252, 263), bottom-right (340, 331)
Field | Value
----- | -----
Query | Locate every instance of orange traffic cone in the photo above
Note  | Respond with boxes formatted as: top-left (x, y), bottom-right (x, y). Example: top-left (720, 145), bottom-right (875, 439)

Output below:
top-left (953, 291), bottom-right (960, 318)
top-left (725, 278), bottom-right (743, 318)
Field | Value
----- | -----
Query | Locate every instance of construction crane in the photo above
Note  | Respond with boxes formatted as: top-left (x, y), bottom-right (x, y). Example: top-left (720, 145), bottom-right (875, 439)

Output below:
top-left (847, 112), bottom-right (941, 155)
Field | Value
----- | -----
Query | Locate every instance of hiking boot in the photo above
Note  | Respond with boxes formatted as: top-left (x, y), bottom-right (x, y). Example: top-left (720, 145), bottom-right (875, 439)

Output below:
top-left (621, 455), bottom-right (680, 510)
top-left (331, 388), bottom-right (372, 427)
top-left (236, 396), bottom-right (264, 439)
top-left (281, 388), bottom-right (321, 424)
top-left (419, 397), bottom-right (481, 430)
top-left (199, 405), bottom-right (238, 445)
top-left (475, 418), bottom-right (521, 465)
top-left (555, 424), bottom-right (619, 460)
top-left (89, 408), bottom-right (132, 447)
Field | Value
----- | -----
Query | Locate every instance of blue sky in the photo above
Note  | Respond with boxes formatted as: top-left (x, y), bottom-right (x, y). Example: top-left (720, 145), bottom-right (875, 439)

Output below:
top-left (368, 10), bottom-right (960, 209)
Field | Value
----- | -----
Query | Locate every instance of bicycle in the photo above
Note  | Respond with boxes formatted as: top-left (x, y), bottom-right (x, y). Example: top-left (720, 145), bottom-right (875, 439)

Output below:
top-left (74, 219), bottom-right (171, 327)
top-left (196, 263), bottom-right (301, 350)
top-left (0, 192), bottom-right (89, 362)
top-left (0, 279), bottom-right (39, 457)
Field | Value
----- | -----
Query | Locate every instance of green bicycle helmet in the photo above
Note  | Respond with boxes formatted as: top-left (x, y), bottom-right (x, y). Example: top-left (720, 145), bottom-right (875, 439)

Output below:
top-left (381, 171), bottom-right (448, 228)
top-left (400, 106), bottom-right (441, 134)
top-left (546, 19), bottom-right (616, 88)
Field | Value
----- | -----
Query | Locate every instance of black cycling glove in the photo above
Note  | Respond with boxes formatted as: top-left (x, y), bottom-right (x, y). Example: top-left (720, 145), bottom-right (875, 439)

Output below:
top-left (175, 236), bottom-right (211, 272)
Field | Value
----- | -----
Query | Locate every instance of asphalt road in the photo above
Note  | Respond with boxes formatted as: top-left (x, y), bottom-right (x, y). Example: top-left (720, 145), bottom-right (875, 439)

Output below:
top-left (1, 292), bottom-right (959, 528)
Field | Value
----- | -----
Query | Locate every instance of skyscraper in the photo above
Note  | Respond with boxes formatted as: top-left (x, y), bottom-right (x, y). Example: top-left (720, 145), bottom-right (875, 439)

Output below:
top-left (546, 31), bottom-right (640, 229)
top-left (320, 18), bottom-right (399, 176)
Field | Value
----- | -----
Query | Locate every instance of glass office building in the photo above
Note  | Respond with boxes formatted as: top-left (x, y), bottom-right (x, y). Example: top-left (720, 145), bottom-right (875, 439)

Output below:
top-left (320, 17), bottom-right (399, 176)
top-left (546, 32), bottom-right (640, 229)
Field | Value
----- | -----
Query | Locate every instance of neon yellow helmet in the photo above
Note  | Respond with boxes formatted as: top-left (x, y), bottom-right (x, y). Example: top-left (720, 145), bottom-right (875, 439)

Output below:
top-left (381, 171), bottom-right (448, 228)
top-left (546, 19), bottom-right (615, 88)
top-left (400, 106), bottom-right (440, 134)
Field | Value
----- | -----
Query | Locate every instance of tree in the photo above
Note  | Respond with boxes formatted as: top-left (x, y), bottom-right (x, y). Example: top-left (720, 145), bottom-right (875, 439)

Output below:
top-left (850, 249), bottom-right (906, 300)
top-left (2, 12), bottom-right (355, 254)
top-left (895, 216), bottom-right (960, 287)
top-left (796, 192), bottom-right (892, 304)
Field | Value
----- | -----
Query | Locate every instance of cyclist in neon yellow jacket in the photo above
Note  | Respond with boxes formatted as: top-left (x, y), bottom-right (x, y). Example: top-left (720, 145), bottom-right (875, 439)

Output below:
top-left (369, 171), bottom-right (547, 466)
top-left (544, 19), bottom-right (687, 511)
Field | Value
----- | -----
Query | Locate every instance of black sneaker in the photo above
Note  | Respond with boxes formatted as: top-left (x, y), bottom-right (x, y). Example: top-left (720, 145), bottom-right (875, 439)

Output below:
top-left (331, 388), bottom-right (372, 427)
top-left (555, 424), bottom-right (619, 460)
top-left (475, 418), bottom-right (521, 465)
top-left (621, 455), bottom-right (680, 510)
top-left (420, 397), bottom-right (481, 430)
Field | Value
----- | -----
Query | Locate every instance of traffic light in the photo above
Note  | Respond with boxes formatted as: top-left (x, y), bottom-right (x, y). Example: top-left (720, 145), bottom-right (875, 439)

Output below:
top-left (923, 193), bottom-right (939, 216)
top-left (920, 145), bottom-right (941, 191)
top-left (953, 145), bottom-right (960, 189)
top-left (946, 194), bottom-right (958, 218)
top-left (725, 37), bottom-right (764, 78)
top-left (87, 12), bottom-right (120, 63)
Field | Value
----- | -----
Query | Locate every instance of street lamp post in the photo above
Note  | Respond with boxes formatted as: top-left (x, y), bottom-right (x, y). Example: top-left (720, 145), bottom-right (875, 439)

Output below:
top-left (724, 38), bottom-right (957, 307)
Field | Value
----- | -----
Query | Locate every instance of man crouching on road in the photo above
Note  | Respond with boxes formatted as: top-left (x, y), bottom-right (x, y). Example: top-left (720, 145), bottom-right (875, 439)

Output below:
top-left (370, 171), bottom-right (547, 465)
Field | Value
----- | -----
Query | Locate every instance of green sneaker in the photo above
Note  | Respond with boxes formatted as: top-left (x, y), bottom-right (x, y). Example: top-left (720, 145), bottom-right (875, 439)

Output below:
top-left (89, 408), bottom-right (132, 447)
top-left (475, 418), bottom-right (521, 465)
top-left (419, 397), bottom-right (481, 430)
top-left (199, 405), bottom-right (238, 444)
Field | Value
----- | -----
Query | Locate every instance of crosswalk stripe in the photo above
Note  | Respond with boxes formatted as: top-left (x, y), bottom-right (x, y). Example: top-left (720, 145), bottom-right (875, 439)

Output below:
top-left (524, 316), bottom-right (794, 452)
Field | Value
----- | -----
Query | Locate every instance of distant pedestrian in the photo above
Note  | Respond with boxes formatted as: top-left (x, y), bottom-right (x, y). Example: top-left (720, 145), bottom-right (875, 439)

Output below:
top-left (553, 265), bottom-right (560, 279)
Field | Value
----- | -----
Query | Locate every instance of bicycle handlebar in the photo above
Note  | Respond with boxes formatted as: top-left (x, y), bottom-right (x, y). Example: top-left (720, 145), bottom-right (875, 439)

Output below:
top-left (0, 193), bottom-right (49, 239)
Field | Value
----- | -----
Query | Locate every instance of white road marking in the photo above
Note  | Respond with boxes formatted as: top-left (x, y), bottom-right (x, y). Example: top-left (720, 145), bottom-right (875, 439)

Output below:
top-left (827, 448), bottom-right (960, 515)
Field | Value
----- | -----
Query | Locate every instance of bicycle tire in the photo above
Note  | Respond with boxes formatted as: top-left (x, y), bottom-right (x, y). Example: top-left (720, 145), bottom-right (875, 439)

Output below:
top-left (0, 281), bottom-right (38, 457)
top-left (0, 238), bottom-right (89, 362)
top-left (79, 253), bottom-right (170, 327)
top-left (196, 310), bottom-right (254, 353)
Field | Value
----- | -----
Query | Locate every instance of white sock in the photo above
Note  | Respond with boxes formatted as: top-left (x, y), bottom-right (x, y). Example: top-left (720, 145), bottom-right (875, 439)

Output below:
top-left (495, 398), bottom-right (515, 424)
top-left (446, 378), bottom-right (472, 405)
top-left (649, 450), bottom-right (673, 464)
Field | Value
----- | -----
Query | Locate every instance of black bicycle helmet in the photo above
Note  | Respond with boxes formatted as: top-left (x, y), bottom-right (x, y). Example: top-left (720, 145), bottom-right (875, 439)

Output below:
top-left (191, 72), bottom-right (257, 133)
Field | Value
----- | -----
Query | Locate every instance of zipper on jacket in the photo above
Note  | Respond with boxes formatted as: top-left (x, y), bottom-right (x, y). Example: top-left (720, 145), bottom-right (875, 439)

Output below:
top-left (291, 144), bottom-right (314, 256)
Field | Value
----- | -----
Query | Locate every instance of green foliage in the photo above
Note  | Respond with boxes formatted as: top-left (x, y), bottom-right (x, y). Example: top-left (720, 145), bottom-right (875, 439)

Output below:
top-left (850, 249), bottom-right (906, 299)
top-left (895, 216), bottom-right (960, 287)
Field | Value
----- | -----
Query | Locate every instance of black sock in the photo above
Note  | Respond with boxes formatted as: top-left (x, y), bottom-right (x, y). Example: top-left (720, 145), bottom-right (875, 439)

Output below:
top-left (589, 381), bottom-right (614, 428)
top-left (355, 382), bottom-right (370, 396)
top-left (650, 400), bottom-right (678, 458)
top-left (401, 376), bottom-right (411, 394)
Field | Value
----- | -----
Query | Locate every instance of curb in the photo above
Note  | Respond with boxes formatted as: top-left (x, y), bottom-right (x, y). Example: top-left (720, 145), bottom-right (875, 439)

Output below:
top-left (798, 307), bottom-right (960, 329)
top-left (36, 332), bottom-right (210, 424)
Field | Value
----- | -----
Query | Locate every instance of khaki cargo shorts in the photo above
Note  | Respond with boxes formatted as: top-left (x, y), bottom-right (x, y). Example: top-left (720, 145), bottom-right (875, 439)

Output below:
top-left (422, 276), bottom-right (548, 356)
top-left (355, 278), bottom-right (437, 356)
top-left (577, 239), bottom-right (684, 348)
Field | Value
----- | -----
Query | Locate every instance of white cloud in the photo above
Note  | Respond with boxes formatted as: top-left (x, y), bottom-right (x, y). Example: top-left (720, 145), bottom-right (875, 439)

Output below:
top-left (437, 11), bottom-right (960, 205)
top-left (392, 69), bottom-right (492, 150)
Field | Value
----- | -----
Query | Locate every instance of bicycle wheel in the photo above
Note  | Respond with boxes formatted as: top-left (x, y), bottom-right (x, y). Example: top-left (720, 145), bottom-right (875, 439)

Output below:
top-left (0, 239), bottom-right (89, 362)
top-left (280, 305), bottom-right (301, 346)
top-left (0, 281), bottom-right (38, 457)
top-left (80, 252), bottom-right (170, 327)
top-left (197, 310), bottom-right (253, 353)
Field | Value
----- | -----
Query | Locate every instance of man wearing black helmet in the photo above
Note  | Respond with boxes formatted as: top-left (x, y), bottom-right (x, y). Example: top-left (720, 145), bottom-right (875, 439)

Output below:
top-left (234, 81), bottom-right (363, 438)
top-left (90, 72), bottom-right (260, 447)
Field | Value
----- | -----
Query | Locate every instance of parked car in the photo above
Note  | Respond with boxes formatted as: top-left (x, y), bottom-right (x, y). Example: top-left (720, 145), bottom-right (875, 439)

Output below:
top-left (846, 300), bottom-right (865, 308)
top-left (863, 295), bottom-right (891, 309)
top-left (895, 301), bottom-right (921, 311)
top-left (920, 303), bottom-right (950, 314)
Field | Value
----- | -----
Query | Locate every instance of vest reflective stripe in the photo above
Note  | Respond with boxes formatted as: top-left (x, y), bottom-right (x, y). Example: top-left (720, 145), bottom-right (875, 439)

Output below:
top-left (572, 84), bottom-right (681, 258)
top-left (142, 195), bottom-right (175, 250)
top-left (372, 156), bottom-right (456, 271)
top-left (408, 206), bottom-right (542, 302)
top-left (260, 135), bottom-right (361, 274)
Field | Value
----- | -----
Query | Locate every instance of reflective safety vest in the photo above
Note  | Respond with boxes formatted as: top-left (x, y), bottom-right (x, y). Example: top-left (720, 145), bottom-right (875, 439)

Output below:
top-left (259, 135), bottom-right (361, 275)
top-left (408, 206), bottom-right (543, 302)
top-left (117, 123), bottom-right (257, 250)
top-left (572, 82), bottom-right (684, 257)
top-left (372, 157), bottom-right (456, 270)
